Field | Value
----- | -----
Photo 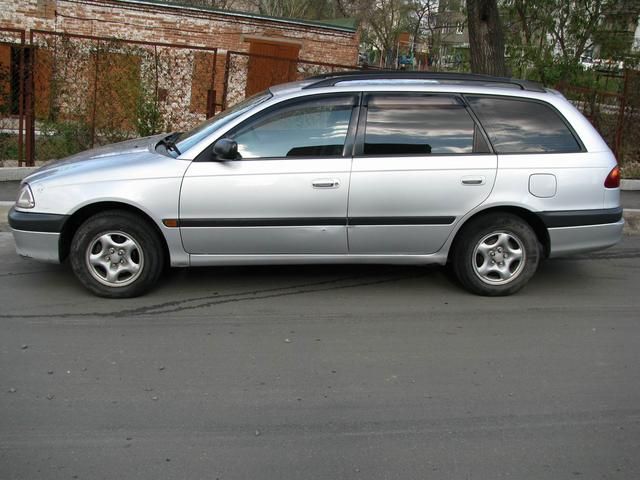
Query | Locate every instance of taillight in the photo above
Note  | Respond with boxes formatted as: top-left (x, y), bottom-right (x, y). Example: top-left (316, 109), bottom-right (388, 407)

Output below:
top-left (604, 165), bottom-right (620, 188)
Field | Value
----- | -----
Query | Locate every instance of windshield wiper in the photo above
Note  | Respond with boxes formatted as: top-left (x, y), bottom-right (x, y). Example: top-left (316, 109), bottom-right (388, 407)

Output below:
top-left (158, 132), bottom-right (182, 155)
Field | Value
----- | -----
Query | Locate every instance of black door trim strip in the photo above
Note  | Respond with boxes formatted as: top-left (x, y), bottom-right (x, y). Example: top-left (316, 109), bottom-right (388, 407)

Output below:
top-left (178, 216), bottom-right (457, 228)
top-left (537, 207), bottom-right (623, 228)
top-left (348, 216), bottom-right (456, 226)
top-left (179, 217), bottom-right (348, 227)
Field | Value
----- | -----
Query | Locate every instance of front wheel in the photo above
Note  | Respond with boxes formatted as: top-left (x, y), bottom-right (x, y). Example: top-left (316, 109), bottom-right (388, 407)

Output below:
top-left (69, 211), bottom-right (165, 298)
top-left (451, 213), bottom-right (540, 296)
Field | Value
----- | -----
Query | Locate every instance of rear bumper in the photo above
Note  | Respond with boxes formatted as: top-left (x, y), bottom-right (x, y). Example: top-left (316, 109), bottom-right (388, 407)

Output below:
top-left (548, 219), bottom-right (624, 258)
top-left (538, 207), bottom-right (623, 228)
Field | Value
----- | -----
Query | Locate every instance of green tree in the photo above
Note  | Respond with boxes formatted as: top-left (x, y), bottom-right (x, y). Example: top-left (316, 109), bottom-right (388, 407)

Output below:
top-left (467, 0), bottom-right (508, 75)
top-left (502, 0), bottom-right (639, 85)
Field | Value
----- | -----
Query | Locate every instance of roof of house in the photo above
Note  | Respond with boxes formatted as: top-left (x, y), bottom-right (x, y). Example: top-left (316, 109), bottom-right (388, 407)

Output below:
top-left (112, 0), bottom-right (358, 33)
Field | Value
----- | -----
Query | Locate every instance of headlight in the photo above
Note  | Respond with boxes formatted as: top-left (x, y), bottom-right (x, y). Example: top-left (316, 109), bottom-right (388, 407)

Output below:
top-left (16, 183), bottom-right (35, 209)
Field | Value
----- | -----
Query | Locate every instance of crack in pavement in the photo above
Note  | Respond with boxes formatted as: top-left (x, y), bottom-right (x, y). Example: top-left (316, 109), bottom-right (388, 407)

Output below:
top-left (0, 269), bottom-right (61, 277)
top-left (107, 273), bottom-right (371, 317)
top-left (0, 273), bottom-right (424, 319)
top-left (556, 249), bottom-right (640, 260)
top-left (3, 247), bottom-right (639, 319)
top-left (132, 273), bottom-right (424, 317)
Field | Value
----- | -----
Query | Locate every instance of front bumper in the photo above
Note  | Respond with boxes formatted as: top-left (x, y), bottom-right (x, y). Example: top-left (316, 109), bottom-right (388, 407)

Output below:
top-left (10, 228), bottom-right (61, 263)
top-left (8, 207), bottom-right (66, 263)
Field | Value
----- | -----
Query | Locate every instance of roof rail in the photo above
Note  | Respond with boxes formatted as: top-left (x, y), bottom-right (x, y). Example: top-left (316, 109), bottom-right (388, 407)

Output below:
top-left (302, 70), bottom-right (546, 92)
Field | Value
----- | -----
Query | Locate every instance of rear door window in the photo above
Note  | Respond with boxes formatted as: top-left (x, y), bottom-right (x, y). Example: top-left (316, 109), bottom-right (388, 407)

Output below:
top-left (362, 95), bottom-right (489, 155)
top-left (466, 96), bottom-right (582, 153)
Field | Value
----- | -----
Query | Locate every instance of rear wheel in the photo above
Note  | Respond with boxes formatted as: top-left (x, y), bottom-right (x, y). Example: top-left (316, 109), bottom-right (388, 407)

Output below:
top-left (452, 213), bottom-right (540, 296)
top-left (69, 211), bottom-right (164, 298)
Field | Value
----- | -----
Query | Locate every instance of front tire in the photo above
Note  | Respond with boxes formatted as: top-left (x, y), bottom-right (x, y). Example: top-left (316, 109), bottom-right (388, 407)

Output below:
top-left (69, 210), bottom-right (164, 298)
top-left (452, 213), bottom-right (540, 296)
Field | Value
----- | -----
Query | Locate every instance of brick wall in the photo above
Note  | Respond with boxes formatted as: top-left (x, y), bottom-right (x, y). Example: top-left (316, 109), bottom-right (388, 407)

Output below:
top-left (0, 0), bottom-right (359, 66)
top-left (0, 0), bottom-right (360, 163)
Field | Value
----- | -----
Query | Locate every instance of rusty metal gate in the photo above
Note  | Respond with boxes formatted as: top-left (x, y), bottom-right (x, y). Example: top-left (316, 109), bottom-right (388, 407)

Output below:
top-left (25, 31), bottom-right (218, 165)
top-left (2, 32), bottom-right (368, 166)
top-left (0, 28), bottom-right (26, 166)
top-left (222, 50), bottom-right (372, 109)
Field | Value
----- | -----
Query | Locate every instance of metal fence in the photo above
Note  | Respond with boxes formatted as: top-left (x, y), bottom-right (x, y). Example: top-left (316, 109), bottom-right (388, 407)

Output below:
top-left (1, 33), bottom-right (368, 166)
top-left (5, 29), bottom-right (637, 167)
top-left (27, 31), bottom-right (218, 165)
top-left (558, 69), bottom-right (640, 165)
top-left (618, 70), bottom-right (640, 166)
top-left (222, 50), bottom-right (372, 109)
top-left (0, 28), bottom-right (26, 166)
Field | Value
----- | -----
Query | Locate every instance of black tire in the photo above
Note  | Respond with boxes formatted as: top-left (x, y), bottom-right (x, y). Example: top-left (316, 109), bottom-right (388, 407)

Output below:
top-left (69, 210), bottom-right (165, 298)
top-left (451, 213), bottom-right (540, 296)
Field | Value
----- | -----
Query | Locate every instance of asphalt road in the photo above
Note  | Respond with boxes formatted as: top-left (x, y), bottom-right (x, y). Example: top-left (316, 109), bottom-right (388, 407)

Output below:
top-left (0, 181), bottom-right (19, 202)
top-left (1, 232), bottom-right (639, 479)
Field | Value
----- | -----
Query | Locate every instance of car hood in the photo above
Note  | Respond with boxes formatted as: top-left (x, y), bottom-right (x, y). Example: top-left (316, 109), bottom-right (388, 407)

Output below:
top-left (24, 134), bottom-right (168, 184)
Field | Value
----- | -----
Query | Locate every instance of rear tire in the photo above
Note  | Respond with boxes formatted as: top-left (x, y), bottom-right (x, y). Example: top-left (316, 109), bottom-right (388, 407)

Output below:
top-left (69, 210), bottom-right (164, 298)
top-left (452, 213), bottom-right (540, 296)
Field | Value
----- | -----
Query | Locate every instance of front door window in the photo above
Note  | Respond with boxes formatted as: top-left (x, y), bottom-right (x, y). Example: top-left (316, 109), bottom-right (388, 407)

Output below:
top-left (229, 95), bottom-right (356, 159)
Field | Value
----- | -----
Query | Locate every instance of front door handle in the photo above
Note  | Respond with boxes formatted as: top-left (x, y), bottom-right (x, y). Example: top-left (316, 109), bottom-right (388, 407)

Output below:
top-left (312, 179), bottom-right (340, 189)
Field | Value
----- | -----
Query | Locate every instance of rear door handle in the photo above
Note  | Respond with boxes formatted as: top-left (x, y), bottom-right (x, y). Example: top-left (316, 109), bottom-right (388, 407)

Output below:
top-left (312, 179), bottom-right (340, 189)
top-left (461, 176), bottom-right (486, 186)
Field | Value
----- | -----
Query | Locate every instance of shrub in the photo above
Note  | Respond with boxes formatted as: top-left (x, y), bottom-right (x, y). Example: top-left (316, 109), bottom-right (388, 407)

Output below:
top-left (36, 120), bottom-right (93, 161)
top-left (135, 94), bottom-right (164, 138)
top-left (0, 133), bottom-right (19, 161)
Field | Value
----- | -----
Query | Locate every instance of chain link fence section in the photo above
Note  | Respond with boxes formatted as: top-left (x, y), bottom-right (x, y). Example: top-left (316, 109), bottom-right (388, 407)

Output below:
top-left (222, 51), bottom-right (366, 109)
top-left (561, 85), bottom-right (623, 152)
top-left (29, 31), bottom-right (217, 163)
top-left (558, 69), bottom-right (640, 166)
top-left (0, 28), bottom-right (26, 166)
top-left (618, 70), bottom-right (639, 167)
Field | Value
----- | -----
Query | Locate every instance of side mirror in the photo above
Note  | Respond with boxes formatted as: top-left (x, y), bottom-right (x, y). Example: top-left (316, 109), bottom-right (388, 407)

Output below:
top-left (212, 138), bottom-right (239, 161)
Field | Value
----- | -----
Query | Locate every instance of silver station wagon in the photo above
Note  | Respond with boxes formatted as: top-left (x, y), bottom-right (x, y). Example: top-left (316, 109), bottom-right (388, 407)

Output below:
top-left (9, 71), bottom-right (624, 297)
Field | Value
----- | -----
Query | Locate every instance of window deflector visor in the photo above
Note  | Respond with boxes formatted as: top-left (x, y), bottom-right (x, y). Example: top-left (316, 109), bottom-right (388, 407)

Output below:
top-left (175, 90), bottom-right (272, 154)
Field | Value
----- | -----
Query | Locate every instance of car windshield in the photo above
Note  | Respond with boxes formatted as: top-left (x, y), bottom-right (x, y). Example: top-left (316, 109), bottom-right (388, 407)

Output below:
top-left (175, 90), bottom-right (273, 154)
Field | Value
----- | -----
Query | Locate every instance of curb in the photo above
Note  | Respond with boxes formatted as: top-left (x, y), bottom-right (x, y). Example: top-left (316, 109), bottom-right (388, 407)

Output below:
top-left (624, 209), bottom-right (640, 234)
top-left (621, 179), bottom-right (640, 191)
top-left (0, 167), bottom-right (38, 182)
top-left (2, 202), bottom-right (639, 235)
top-left (0, 201), bottom-right (12, 231)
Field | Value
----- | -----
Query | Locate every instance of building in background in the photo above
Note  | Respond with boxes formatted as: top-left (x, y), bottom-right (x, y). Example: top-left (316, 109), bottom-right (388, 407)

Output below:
top-left (433, 0), bottom-right (468, 71)
top-left (0, 0), bottom-right (359, 164)
top-left (592, 4), bottom-right (640, 66)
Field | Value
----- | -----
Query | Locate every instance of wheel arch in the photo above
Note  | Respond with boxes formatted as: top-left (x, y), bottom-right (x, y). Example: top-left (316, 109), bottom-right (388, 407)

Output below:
top-left (448, 205), bottom-right (550, 262)
top-left (59, 201), bottom-right (170, 265)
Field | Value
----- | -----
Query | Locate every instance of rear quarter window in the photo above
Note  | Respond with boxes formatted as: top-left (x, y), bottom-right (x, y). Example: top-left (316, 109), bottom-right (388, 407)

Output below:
top-left (466, 96), bottom-right (582, 154)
